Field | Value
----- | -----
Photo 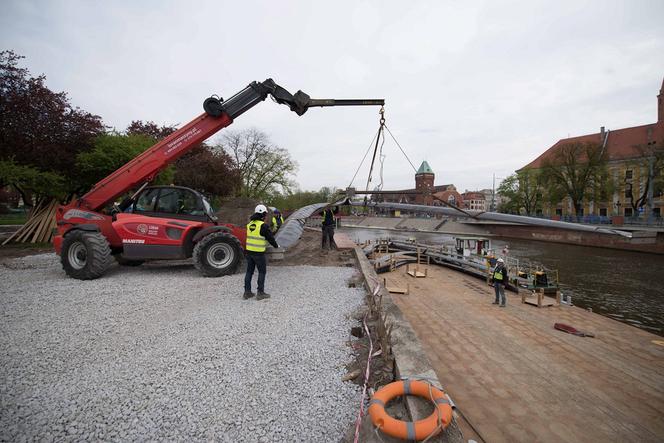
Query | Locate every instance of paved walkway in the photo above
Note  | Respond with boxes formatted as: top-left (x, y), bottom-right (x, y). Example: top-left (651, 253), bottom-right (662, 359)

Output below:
top-left (385, 265), bottom-right (664, 442)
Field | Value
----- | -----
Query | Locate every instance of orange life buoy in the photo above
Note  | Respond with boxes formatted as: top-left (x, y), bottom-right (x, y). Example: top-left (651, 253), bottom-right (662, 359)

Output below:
top-left (368, 380), bottom-right (453, 441)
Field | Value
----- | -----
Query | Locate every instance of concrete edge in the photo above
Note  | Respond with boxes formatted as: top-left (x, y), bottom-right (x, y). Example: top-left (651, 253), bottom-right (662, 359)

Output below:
top-left (353, 246), bottom-right (464, 443)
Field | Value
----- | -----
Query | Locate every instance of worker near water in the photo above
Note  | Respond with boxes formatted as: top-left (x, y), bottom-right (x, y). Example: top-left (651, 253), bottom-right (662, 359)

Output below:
top-left (244, 204), bottom-right (279, 301)
top-left (491, 258), bottom-right (508, 307)
top-left (321, 206), bottom-right (338, 250)
top-left (271, 209), bottom-right (285, 233)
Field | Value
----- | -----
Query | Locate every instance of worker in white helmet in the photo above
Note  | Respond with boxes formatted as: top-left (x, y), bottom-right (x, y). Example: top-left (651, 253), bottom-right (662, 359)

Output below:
top-left (491, 257), bottom-right (508, 307)
top-left (244, 204), bottom-right (279, 300)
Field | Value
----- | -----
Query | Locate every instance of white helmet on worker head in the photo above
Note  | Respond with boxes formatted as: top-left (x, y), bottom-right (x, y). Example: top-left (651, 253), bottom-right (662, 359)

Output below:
top-left (497, 258), bottom-right (504, 263)
top-left (255, 204), bottom-right (268, 214)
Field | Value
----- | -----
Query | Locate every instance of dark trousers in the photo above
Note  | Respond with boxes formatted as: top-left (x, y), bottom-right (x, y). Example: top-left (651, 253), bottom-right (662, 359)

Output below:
top-left (244, 252), bottom-right (267, 292)
top-left (494, 282), bottom-right (506, 305)
top-left (322, 225), bottom-right (336, 250)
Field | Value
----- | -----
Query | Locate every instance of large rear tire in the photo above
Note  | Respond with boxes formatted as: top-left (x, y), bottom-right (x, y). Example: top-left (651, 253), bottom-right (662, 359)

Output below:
top-left (193, 232), bottom-right (242, 277)
top-left (61, 230), bottom-right (112, 280)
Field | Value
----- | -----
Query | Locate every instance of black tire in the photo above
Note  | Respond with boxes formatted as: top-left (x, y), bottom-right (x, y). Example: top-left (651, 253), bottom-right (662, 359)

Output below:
top-left (114, 255), bottom-right (145, 267)
top-left (192, 232), bottom-right (242, 277)
top-left (61, 230), bottom-right (112, 280)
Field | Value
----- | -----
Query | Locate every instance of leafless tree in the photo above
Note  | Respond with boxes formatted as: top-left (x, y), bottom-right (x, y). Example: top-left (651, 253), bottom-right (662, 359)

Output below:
top-left (214, 128), bottom-right (298, 199)
top-left (541, 141), bottom-right (610, 215)
top-left (624, 143), bottom-right (664, 212)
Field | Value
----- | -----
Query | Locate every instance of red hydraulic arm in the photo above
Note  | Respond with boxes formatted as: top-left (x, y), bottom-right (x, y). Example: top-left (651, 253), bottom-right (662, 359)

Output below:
top-left (79, 112), bottom-right (232, 211)
top-left (76, 79), bottom-right (385, 212)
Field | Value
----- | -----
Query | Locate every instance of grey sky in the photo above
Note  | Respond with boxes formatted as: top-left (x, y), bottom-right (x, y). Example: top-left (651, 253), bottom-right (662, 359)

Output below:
top-left (2, 0), bottom-right (663, 193)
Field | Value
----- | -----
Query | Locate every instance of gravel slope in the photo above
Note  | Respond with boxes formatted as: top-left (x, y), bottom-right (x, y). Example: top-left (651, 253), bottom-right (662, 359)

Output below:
top-left (0, 254), bottom-right (364, 442)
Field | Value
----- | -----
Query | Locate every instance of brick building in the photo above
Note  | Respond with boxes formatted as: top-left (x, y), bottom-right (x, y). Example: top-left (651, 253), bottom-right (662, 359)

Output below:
top-left (520, 77), bottom-right (664, 218)
top-left (461, 191), bottom-right (487, 211)
top-left (373, 161), bottom-right (464, 208)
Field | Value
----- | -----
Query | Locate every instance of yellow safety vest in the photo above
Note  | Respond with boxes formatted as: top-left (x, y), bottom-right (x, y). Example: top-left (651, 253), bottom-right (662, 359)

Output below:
top-left (246, 220), bottom-right (267, 252)
top-left (493, 267), bottom-right (504, 281)
top-left (271, 216), bottom-right (284, 230)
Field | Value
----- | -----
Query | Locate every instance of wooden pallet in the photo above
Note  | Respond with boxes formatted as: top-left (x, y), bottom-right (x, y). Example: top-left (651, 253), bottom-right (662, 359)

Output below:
top-left (384, 278), bottom-right (409, 294)
top-left (521, 288), bottom-right (561, 308)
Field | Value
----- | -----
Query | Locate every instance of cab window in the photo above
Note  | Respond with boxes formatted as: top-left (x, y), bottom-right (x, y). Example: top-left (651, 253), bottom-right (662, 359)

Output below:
top-left (134, 188), bottom-right (159, 213)
top-left (156, 188), bottom-right (204, 216)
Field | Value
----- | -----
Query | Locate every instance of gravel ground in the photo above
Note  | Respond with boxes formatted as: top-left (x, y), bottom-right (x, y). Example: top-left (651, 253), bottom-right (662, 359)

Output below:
top-left (0, 254), bottom-right (364, 442)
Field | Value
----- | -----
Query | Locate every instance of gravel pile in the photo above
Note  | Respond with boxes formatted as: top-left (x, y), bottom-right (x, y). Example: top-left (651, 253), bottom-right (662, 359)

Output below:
top-left (0, 254), bottom-right (365, 442)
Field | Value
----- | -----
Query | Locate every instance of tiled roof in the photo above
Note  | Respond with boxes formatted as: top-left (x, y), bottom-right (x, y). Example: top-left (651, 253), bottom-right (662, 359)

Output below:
top-left (462, 192), bottom-right (486, 200)
top-left (521, 121), bottom-right (663, 170)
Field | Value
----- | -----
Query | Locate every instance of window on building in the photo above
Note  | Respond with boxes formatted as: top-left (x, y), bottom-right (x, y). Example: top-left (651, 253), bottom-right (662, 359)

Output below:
top-left (599, 208), bottom-right (607, 216)
top-left (625, 170), bottom-right (633, 180)
top-left (555, 208), bottom-right (562, 216)
top-left (624, 207), bottom-right (633, 217)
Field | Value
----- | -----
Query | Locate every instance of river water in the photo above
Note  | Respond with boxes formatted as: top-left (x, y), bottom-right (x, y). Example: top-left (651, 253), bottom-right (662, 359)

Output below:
top-left (340, 227), bottom-right (664, 337)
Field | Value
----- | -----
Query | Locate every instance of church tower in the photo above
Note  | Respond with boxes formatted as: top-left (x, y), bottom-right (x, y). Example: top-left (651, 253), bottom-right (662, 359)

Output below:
top-left (415, 161), bottom-right (435, 205)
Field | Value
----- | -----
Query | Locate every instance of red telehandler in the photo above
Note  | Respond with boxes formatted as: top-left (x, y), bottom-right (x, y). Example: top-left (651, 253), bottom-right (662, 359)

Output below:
top-left (54, 79), bottom-right (384, 279)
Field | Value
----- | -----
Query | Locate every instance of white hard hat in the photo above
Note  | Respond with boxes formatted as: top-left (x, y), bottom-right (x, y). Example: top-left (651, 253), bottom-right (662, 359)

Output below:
top-left (497, 258), bottom-right (504, 263)
top-left (255, 204), bottom-right (268, 214)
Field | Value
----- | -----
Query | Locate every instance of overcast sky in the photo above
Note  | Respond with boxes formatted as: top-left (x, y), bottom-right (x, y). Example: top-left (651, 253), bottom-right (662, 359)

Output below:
top-left (2, 0), bottom-right (664, 193)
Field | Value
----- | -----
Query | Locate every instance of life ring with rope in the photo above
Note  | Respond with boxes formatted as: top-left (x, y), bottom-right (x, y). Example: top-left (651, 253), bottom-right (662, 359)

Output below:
top-left (368, 379), bottom-right (453, 441)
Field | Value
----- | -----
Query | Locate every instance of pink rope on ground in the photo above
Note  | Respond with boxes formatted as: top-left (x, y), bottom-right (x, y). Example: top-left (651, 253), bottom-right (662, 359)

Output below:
top-left (352, 311), bottom-right (374, 443)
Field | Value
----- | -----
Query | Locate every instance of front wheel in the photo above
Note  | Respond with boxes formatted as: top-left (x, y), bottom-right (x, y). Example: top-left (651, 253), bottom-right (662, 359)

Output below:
top-left (61, 230), bottom-right (112, 280)
top-left (192, 232), bottom-right (242, 277)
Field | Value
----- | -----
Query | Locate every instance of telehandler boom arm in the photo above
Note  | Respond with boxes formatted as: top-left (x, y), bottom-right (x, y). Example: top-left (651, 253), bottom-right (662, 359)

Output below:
top-left (77, 79), bottom-right (384, 212)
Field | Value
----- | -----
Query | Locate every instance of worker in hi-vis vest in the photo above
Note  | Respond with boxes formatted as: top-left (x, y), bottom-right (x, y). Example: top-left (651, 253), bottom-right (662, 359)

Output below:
top-left (244, 204), bottom-right (279, 300)
top-left (271, 208), bottom-right (285, 232)
top-left (491, 258), bottom-right (508, 307)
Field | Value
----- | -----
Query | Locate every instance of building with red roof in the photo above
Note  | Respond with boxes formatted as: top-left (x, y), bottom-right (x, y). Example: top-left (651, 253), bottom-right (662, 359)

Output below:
top-left (519, 78), bottom-right (664, 218)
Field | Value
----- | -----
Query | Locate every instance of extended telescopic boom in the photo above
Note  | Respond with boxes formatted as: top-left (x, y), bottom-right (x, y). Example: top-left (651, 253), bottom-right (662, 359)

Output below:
top-left (76, 79), bottom-right (384, 212)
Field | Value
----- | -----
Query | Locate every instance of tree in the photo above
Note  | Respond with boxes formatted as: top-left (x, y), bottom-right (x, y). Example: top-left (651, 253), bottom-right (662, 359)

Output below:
top-left (497, 170), bottom-right (543, 215)
top-left (173, 146), bottom-right (241, 197)
top-left (540, 141), bottom-right (609, 215)
top-left (126, 120), bottom-right (176, 140)
top-left (624, 144), bottom-right (664, 213)
top-left (75, 133), bottom-right (174, 191)
top-left (215, 128), bottom-right (298, 199)
top-left (0, 158), bottom-right (65, 204)
top-left (0, 50), bottom-right (104, 197)
top-left (269, 187), bottom-right (337, 212)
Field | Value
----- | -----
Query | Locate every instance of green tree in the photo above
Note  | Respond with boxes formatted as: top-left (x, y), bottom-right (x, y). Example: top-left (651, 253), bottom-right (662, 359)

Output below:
top-left (76, 133), bottom-right (174, 191)
top-left (0, 158), bottom-right (65, 203)
top-left (269, 187), bottom-right (337, 212)
top-left (216, 128), bottom-right (298, 199)
top-left (540, 141), bottom-right (609, 215)
top-left (497, 170), bottom-right (543, 215)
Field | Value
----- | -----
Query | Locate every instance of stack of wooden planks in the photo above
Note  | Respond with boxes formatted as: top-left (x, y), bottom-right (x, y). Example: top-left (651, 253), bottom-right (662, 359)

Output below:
top-left (2, 199), bottom-right (59, 245)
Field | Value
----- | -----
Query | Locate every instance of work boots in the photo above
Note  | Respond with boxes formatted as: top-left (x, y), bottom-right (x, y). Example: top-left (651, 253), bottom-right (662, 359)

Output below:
top-left (256, 291), bottom-right (271, 301)
top-left (243, 291), bottom-right (255, 300)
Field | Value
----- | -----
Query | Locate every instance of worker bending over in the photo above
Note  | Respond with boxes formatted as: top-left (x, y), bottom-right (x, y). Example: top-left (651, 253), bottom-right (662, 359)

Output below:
top-left (244, 204), bottom-right (279, 300)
